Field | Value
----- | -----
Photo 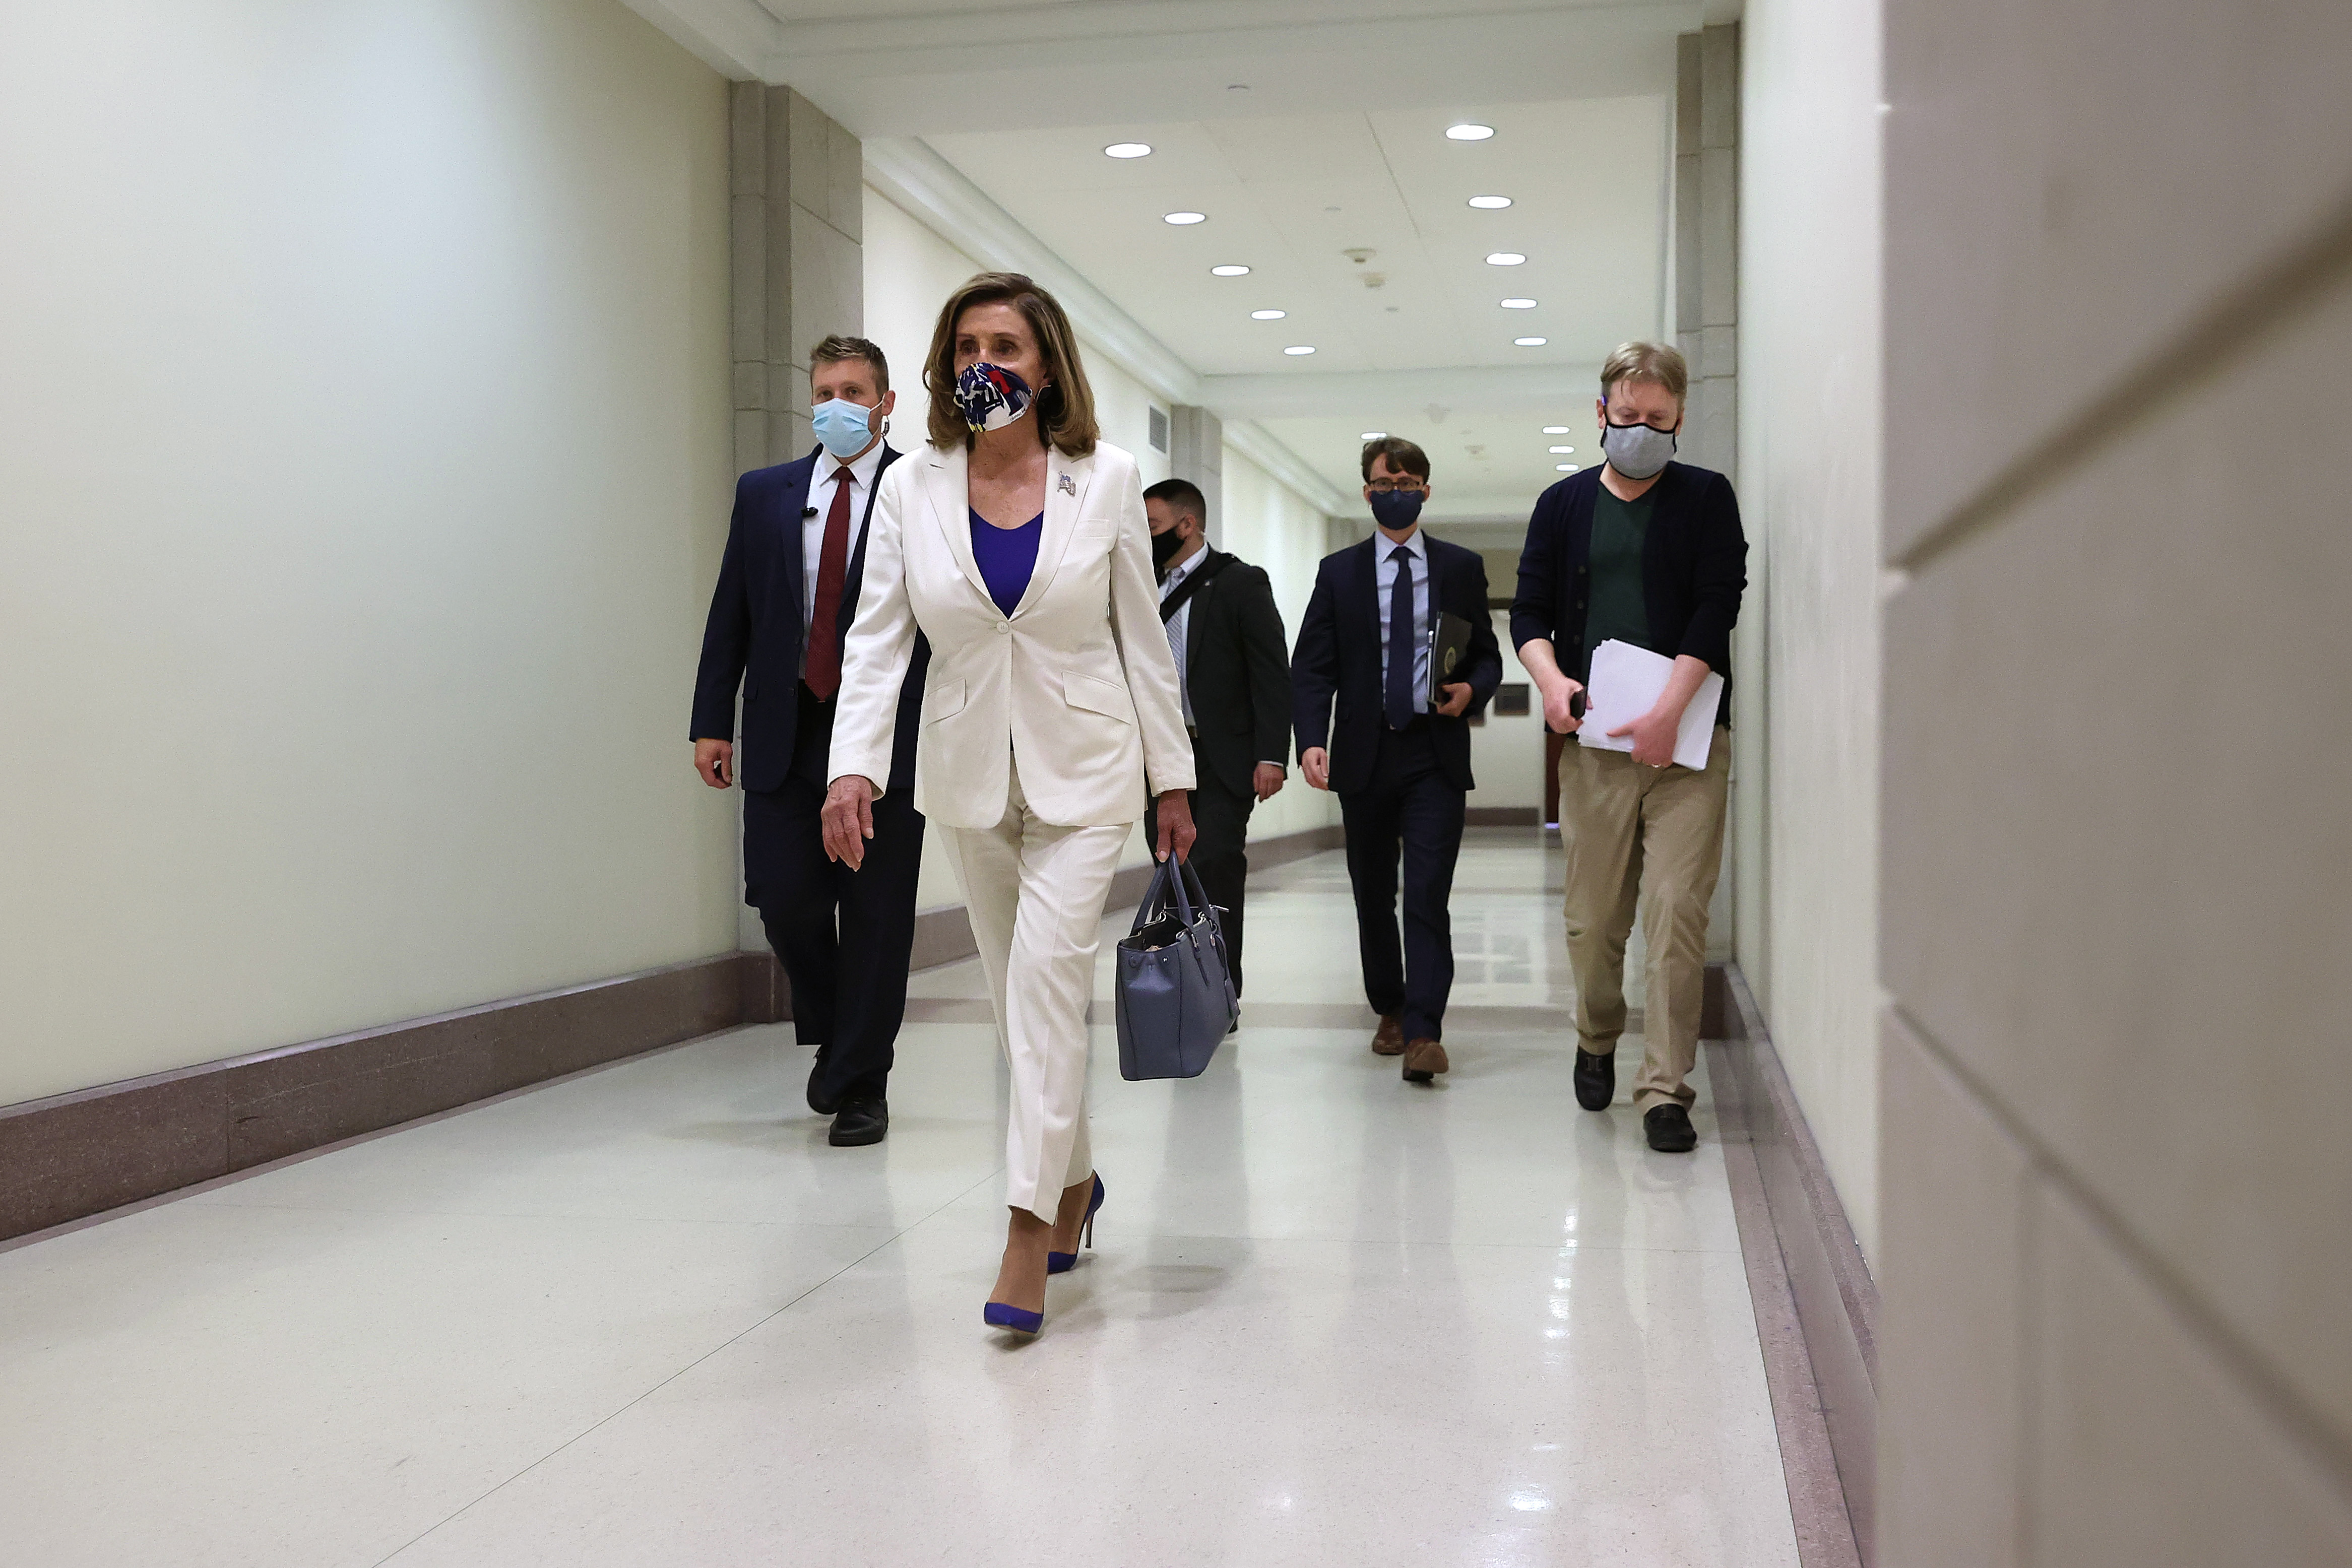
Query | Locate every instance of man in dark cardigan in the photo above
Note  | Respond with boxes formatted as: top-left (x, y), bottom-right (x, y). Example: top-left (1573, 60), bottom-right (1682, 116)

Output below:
top-left (1511, 341), bottom-right (1747, 1153)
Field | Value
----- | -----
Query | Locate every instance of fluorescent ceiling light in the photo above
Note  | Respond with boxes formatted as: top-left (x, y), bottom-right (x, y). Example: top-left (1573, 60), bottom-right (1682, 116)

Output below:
top-left (1549, 445), bottom-right (1575, 454)
top-left (1104, 142), bottom-right (1152, 159)
top-left (1486, 252), bottom-right (1526, 266)
top-left (1210, 264), bottom-right (1250, 277)
top-left (1542, 425), bottom-right (1571, 433)
top-left (1500, 298), bottom-right (1537, 309)
top-left (1467, 194), bottom-right (1512, 210)
top-left (1556, 463), bottom-right (1578, 472)
top-left (1514, 336), bottom-right (1548, 347)
top-left (1164, 211), bottom-right (1206, 225)
top-left (1360, 430), bottom-right (1386, 439)
top-left (1284, 345), bottom-right (1316, 356)
top-left (1250, 309), bottom-right (1287, 320)
top-left (1446, 123), bottom-right (1496, 142)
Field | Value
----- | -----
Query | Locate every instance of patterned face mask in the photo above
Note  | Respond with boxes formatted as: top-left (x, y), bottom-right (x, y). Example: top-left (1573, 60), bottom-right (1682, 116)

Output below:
top-left (955, 361), bottom-right (1036, 433)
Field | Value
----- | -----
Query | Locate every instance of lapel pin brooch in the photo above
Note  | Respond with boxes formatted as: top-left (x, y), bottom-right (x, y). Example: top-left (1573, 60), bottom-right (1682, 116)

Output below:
top-left (1058, 473), bottom-right (1076, 495)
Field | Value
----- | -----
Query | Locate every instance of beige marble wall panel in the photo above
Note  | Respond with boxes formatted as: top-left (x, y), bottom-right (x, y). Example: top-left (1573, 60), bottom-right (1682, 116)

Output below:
top-left (2027, 1183), bottom-right (2352, 1566)
top-left (1883, 266), bottom-right (2352, 1446)
top-left (1876, 1009), bottom-right (2027, 1568)
top-left (1883, 0), bottom-right (2352, 555)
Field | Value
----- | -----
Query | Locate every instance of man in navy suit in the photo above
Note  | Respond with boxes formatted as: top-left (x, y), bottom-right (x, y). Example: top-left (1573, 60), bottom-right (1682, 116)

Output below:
top-left (691, 336), bottom-right (927, 1147)
top-left (1293, 437), bottom-right (1503, 1086)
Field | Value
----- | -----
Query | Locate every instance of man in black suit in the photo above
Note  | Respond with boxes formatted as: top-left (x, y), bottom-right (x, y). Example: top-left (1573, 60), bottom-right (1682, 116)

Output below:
top-left (1293, 437), bottom-right (1503, 1085)
top-left (1142, 478), bottom-right (1292, 1000)
top-left (691, 335), bottom-right (927, 1147)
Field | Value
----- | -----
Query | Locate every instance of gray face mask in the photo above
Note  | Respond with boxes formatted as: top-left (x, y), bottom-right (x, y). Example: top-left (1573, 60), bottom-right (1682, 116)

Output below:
top-left (1601, 421), bottom-right (1678, 480)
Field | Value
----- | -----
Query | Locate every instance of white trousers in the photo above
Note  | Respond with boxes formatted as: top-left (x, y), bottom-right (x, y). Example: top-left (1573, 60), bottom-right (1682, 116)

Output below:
top-left (939, 757), bottom-right (1131, 1222)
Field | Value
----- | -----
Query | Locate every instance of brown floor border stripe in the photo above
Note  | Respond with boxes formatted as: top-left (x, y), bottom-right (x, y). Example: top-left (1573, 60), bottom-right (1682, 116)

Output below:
top-left (1708, 963), bottom-right (1879, 1567)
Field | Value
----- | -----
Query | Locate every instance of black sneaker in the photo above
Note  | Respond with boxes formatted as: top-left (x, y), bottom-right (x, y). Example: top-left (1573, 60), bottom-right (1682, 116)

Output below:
top-left (1643, 1103), bottom-right (1697, 1153)
top-left (1573, 1048), bottom-right (1615, 1112)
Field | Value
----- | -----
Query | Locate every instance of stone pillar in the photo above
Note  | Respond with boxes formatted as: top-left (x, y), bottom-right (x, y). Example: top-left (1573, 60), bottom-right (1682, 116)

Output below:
top-left (729, 86), bottom-right (862, 958)
top-left (1168, 405), bottom-right (1224, 544)
top-left (1676, 24), bottom-right (1739, 478)
top-left (1679, 23), bottom-right (1744, 969)
top-left (731, 85), bottom-right (863, 475)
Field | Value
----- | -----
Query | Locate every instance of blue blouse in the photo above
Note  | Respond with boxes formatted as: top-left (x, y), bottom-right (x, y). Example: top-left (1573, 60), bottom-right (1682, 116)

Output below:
top-left (970, 508), bottom-right (1044, 615)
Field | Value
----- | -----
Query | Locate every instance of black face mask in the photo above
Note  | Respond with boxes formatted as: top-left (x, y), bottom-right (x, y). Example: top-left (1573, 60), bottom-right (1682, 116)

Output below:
top-left (1368, 487), bottom-right (1425, 532)
top-left (1151, 526), bottom-right (1185, 575)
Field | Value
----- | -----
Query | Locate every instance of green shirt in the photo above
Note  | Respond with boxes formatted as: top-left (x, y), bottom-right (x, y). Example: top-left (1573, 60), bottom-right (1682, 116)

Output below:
top-left (1580, 486), bottom-right (1655, 682)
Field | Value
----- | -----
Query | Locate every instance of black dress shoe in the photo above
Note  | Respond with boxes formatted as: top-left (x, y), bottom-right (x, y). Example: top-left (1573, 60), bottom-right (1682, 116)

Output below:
top-left (828, 1097), bottom-right (887, 1147)
top-left (806, 1049), bottom-right (841, 1117)
top-left (1643, 1103), bottom-right (1697, 1153)
top-left (1573, 1048), bottom-right (1615, 1112)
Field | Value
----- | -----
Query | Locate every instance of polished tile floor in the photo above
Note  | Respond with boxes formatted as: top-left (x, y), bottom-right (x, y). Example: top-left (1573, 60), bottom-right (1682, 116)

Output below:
top-left (0, 832), bottom-right (1798, 1567)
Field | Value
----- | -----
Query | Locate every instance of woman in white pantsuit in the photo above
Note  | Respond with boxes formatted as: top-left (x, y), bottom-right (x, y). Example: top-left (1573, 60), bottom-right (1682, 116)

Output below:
top-left (822, 273), bottom-right (1195, 1337)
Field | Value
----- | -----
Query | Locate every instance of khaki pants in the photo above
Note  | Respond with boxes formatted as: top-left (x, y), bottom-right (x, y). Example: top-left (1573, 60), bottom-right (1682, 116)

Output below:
top-left (1558, 726), bottom-right (1730, 1112)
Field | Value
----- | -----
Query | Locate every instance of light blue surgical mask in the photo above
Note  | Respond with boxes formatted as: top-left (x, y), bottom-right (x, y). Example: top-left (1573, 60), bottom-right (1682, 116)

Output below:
top-left (811, 398), bottom-right (875, 460)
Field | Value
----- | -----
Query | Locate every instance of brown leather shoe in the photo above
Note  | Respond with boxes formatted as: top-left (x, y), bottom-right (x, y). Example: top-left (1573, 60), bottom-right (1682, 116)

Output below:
top-left (1402, 1037), bottom-right (1449, 1083)
top-left (1371, 1013), bottom-right (1406, 1055)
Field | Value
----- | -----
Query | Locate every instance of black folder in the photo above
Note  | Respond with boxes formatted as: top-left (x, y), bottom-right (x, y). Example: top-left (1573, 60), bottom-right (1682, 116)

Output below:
top-left (1427, 610), bottom-right (1476, 701)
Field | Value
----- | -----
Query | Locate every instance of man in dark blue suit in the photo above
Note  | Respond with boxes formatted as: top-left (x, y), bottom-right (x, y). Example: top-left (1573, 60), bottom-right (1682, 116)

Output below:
top-left (1294, 437), bottom-right (1503, 1085)
top-left (691, 336), bottom-right (927, 1146)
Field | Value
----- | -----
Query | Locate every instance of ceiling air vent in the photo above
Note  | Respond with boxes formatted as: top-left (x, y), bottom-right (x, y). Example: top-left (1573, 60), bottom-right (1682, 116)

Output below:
top-left (1149, 407), bottom-right (1170, 453)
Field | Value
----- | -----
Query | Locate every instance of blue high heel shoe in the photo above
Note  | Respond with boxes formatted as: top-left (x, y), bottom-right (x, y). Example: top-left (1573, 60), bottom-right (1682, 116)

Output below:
top-left (983, 1300), bottom-right (1043, 1335)
top-left (1047, 1173), bottom-right (1106, 1275)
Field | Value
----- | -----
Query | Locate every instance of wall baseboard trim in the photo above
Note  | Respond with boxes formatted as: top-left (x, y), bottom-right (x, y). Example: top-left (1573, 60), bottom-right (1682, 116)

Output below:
top-left (4, 821), bottom-right (1355, 1245)
top-left (0, 953), bottom-right (761, 1244)
top-left (1707, 962), bottom-right (1880, 1568)
top-left (740, 821), bottom-right (1351, 1002)
top-left (1464, 806), bottom-right (1541, 826)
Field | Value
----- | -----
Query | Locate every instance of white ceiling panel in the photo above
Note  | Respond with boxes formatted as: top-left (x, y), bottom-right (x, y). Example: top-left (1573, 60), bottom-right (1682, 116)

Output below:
top-left (1261, 400), bottom-right (1607, 526)
top-left (925, 94), bottom-right (1668, 388)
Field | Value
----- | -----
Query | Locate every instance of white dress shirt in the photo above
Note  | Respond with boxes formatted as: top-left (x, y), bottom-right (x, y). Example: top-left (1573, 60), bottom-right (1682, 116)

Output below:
top-left (1375, 526), bottom-right (1433, 713)
top-left (804, 439), bottom-right (887, 627)
top-left (1158, 546), bottom-right (1203, 728)
top-left (1159, 541), bottom-right (1286, 770)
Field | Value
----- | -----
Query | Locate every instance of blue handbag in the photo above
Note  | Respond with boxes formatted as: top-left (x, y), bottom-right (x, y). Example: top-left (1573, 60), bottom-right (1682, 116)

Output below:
top-left (1114, 855), bottom-right (1238, 1081)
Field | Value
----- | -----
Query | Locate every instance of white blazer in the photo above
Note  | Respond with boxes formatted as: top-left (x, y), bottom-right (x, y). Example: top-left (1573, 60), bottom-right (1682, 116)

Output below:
top-left (828, 438), bottom-right (1194, 830)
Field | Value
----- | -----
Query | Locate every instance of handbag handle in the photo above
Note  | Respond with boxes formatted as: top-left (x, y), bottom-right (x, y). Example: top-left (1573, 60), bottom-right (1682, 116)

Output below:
top-left (1175, 856), bottom-right (1219, 933)
top-left (1129, 854), bottom-right (1192, 934)
top-left (1128, 853), bottom-right (1208, 935)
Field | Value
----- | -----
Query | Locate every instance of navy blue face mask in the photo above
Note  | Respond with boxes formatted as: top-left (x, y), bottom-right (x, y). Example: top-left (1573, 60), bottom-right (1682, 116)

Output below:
top-left (1368, 488), bottom-right (1425, 531)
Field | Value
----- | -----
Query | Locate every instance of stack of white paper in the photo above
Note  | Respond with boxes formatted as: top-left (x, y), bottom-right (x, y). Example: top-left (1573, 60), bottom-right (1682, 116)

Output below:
top-left (1577, 639), bottom-right (1724, 771)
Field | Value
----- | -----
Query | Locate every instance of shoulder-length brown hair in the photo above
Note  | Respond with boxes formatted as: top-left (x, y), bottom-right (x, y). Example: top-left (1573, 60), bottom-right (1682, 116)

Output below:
top-left (923, 272), bottom-right (1100, 459)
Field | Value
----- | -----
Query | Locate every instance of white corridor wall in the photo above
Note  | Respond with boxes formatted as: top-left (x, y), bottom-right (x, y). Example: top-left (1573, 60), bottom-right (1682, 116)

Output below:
top-left (0, 0), bottom-right (737, 1107)
top-left (1736, 0), bottom-right (1885, 1253)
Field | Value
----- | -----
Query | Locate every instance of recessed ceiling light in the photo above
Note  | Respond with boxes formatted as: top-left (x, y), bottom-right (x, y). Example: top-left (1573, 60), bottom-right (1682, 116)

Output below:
top-left (1556, 463), bottom-right (1578, 472)
top-left (1104, 142), bottom-right (1152, 159)
top-left (1500, 297), bottom-right (1537, 309)
top-left (1468, 194), bottom-right (1512, 210)
top-left (1486, 252), bottom-right (1526, 266)
top-left (1446, 123), bottom-right (1496, 142)
top-left (1210, 264), bottom-right (1250, 277)
top-left (1164, 211), bottom-right (1206, 225)
top-left (1361, 430), bottom-right (1386, 439)
top-left (1514, 336), bottom-right (1548, 347)
top-left (1542, 425), bottom-right (1571, 434)
top-left (1549, 445), bottom-right (1576, 454)
top-left (1284, 345), bottom-right (1316, 356)
top-left (1250, 309), bottom-right (1287, 320)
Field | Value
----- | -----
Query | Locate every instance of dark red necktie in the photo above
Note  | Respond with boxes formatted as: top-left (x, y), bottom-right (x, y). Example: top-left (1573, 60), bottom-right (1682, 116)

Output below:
top-left (804, 468), bottom-right (854, 700)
